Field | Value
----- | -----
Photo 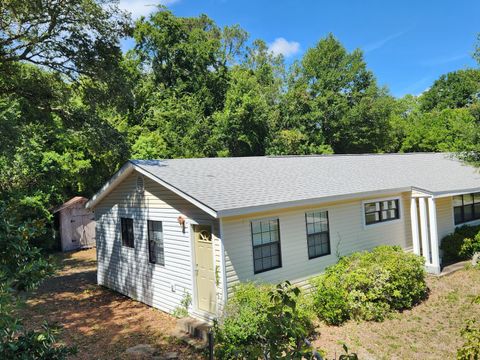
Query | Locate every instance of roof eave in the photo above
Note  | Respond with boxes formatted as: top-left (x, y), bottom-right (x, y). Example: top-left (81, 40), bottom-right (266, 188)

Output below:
top-left (85, 162), bottom-right (135, 210)
top-left (216, 186), bottom-right (413, 219)
top-left (433, 187), bottom-right (480, 198)
top-left (86, 161), bottom-right (219, 218)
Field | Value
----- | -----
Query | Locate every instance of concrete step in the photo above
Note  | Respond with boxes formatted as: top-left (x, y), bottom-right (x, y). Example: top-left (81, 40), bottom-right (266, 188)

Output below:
top-left (176, 317), bottom-right (211, 342)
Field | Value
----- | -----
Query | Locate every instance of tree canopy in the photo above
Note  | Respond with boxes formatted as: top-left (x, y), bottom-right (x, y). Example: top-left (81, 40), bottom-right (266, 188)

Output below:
top-left (1, 2), bottom-right (480, 355)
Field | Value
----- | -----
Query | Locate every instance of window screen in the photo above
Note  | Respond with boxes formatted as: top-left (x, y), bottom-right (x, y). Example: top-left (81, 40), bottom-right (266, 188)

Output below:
top-left (251, 219), bottom-right (282, 273)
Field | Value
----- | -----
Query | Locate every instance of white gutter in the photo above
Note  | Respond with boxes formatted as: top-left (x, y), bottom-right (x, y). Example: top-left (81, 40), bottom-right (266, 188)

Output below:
top-left (86, 161), bottom-right (218, 218)
top-left (132, 165), bottom-right (218, 218)
top-left (219, 218), bottom-right (228, 309)
top-left (432, 187), bottom-right (480, 198)
top-left (216, 187), bottom-right (413, 218)
top-left (85, 162), bottom-right (134, 209)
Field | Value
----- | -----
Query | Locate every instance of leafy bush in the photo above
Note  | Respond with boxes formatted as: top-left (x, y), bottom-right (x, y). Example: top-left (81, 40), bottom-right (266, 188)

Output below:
top-left (441, 233), bottom-right (470, 263)
top-left (0, 204), bottom-right (74, 359)
top-left (460, 232), bottom-right (480, 259)
top-left (172, 292), bottom-right (192, 318)
top-left (457, 319), bottom-right (480, 360)
top-left (310, 246), bottom-right (427, 325)
top-left (214, 281), bottom-right (316, 359)
top-left (455, 225), bottom-right (480, 239)
top-left (441, 225), bottom-right (480, 263)
top-left (0, 322), bottom-right (76, 359)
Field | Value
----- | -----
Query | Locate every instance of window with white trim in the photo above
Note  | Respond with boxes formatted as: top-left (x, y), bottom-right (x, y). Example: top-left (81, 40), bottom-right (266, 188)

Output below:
top-left (454, 193), bottom-right (480, 225)
top-left (251, 219), bottom-right (282, 274)
top-left (121, 217), bottom-right (134, 248)
top-left (305, 211), bottom-right (330, 259)
top-left (364, 199), bottom-right (400, 225)
top-left (148, 220), bottom-right (164, 265)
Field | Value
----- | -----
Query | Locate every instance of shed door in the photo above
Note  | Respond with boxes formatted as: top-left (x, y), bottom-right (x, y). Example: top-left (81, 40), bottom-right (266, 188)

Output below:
top-left (72, 215), bottom-right (83, 244)
top-left (193, 225), bottom-right (216, 313)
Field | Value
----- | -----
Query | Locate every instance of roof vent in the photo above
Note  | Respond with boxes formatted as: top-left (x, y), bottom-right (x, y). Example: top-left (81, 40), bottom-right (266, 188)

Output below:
top-left (136, 175), bottom-right (145, 194)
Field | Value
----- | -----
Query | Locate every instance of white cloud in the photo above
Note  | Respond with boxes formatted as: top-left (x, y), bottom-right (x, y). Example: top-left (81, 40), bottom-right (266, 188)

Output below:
top-left (420, 54), bottom-right (468, 66)
top-left (363, 31), bottom-right (406, 53)
top-left (119, 0), bottom-right (180, 19)
top-left (268, 37), bottom-right (300, 58)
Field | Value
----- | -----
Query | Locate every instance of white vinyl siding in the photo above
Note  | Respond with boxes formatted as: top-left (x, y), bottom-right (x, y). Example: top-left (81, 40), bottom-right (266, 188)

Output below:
top-left (437, 196), bottom-right (455, 241)
top-left (95, 172), bottom-right (222, 320)
top-left (222, 192), bottom-right (413, 296)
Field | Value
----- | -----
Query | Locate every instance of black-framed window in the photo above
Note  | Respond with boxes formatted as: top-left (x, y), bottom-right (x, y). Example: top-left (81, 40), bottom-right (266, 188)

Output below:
top-left (305, 211), bottom-right (330, 259)
top-left (121, 217), bottom-right (134, 248)
top-left (454, 193), bottom-right (480, 225)
top-left (364, 199), bottom-right (400, 225)
top-left (251, 219), bottom-right (282, 274)
top-left (148, 220), bottom-right (164, 265)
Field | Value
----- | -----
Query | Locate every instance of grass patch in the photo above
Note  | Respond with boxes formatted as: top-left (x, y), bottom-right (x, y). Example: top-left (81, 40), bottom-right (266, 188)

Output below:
top-left (314, 268), bottom-right (480, 359)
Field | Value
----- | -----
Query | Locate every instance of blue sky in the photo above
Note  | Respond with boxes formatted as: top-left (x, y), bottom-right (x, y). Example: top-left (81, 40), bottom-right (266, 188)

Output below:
top-left (119, 0), bottom-right (479, 97)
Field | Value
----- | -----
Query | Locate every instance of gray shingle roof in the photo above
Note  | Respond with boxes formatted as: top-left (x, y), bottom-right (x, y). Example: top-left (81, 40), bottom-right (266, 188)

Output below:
top-left (131, 153), bottom-right (480, 216)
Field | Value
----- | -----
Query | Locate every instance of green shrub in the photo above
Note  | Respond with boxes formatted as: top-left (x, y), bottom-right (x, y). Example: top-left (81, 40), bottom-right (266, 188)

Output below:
top-left (457, 319), bottom-right (480, 360)
top-left (214, 281), bottom-right (316, 359)
top-left (0, 322), bottom-right (77, 359)
top-left (455, 225), bottom-right (480, 239)
top-left (441, 225), bottom-right (480, 263)
top-left (460, 232), bottom-right (480, 259)
top-left (310, 246), bottom-right (427, 325)
top-left (441, 233), bottom-right (470, 263)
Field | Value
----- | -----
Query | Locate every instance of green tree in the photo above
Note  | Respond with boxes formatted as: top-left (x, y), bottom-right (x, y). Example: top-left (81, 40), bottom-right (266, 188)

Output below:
top-left (212, 66), bottom-right (271, 156)
top-left (129, 9), bottom-right (233, 158)
top-left (400, 107), bottom-right (478, 152)
top-left (275, 34), bottom-right (394, 154)
top-left (0, 0), bottom-right (131, 79)
top-left (213, 40), bottom-right (284, 156)
top-left (420, 69), bottom-right (480, 112)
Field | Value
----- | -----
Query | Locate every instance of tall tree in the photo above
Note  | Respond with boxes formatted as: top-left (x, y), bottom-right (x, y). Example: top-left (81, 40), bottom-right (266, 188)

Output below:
top-left (0, 0), bottom-right (130, 79)
top-left (274, 34), bottom-right (394, 154)
top-left (419, 69), bottom-right (480, 112)
top-left (130, 9), bottom-right (232, 158)
top-left (213, 40), bottom-right (284, 156)
top-left (400, 107), bottom-right (478, 152)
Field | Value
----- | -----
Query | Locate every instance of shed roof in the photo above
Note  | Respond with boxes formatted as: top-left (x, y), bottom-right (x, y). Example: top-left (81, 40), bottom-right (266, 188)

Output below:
top-left (53, 196), bottom-right (88, 213)
top-left (87, 153), bottom-right (480, 218)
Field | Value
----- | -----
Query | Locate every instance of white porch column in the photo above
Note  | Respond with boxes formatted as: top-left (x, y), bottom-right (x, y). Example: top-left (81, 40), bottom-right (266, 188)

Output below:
top-left (418, 197), bottom-right (431, 264)
top-left (428, 197), bottom-right (441, 274)
top-left (410, 198), bottom-right (421, 256)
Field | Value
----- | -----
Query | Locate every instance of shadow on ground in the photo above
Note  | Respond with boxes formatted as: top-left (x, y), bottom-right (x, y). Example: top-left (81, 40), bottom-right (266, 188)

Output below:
top-left (19, 249), bottom-right (202, 360)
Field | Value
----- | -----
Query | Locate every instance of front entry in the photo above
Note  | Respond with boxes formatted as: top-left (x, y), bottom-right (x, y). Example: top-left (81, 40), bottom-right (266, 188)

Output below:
top-left (193, 225), bottom-right (216, 313)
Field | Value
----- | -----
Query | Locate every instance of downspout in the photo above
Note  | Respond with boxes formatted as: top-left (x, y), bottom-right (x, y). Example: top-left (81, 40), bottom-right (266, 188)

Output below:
top-left (219, 218), bottom-right (228, 312)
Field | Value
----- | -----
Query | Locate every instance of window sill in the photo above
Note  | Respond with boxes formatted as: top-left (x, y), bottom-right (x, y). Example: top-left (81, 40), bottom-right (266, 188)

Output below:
top-left (308, 252), bottom-right (331, 260)
top-left (254, 265), bottom-right (282, 275)
top-left (363, 218), bottom-right (402, 230)
top-left (455, 219), bottom-right (480, 228)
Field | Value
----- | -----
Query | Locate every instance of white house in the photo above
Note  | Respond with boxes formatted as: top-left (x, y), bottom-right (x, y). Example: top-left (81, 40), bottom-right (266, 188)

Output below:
top-left (86, 153), bottom-right (480, 321)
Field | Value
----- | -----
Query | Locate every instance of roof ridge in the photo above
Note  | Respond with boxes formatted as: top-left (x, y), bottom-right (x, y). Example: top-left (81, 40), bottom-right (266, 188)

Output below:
top-left (130, 152), bottom-right (449, 162)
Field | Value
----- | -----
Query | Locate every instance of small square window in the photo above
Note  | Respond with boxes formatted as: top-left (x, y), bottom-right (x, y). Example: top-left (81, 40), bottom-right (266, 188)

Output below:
top-left (364, 199), bottom-right (400, 226)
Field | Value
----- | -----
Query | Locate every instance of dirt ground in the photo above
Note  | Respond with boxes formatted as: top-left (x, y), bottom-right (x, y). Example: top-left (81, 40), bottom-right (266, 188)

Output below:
top-left (19, 248), bottom-right (480, 359)
top-left (313, 266), bottom-right (480, 359)
top-left (19, 249), bottom-right (203, 360)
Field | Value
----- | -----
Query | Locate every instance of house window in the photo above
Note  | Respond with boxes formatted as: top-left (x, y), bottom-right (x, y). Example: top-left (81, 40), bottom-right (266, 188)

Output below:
top-left (148, 220), bottom-right (164, 265)
top-left (364, 199), bottom-right (400, 225)
top-left (305, 211), bottom-right (330, 259)
top-left (121, 217), bottom-right (134, 248)
top-left (251, 219), bottom-right (282, 274)
top-left (454, 193), bottom-right (480, 225)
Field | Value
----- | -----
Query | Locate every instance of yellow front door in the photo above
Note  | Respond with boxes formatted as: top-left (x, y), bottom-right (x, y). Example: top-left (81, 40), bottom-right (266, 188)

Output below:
top-left (193, 225), bottom-right (216, 313)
